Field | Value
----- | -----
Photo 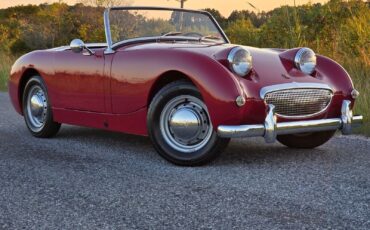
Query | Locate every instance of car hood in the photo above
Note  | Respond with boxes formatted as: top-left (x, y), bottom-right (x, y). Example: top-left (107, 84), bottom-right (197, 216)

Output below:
top-left (124, 40), bottom-right (349, 88)
top-left (152, 42), bottom-right (351, 100)
top-left (166, 42), bottom-right (327, 86)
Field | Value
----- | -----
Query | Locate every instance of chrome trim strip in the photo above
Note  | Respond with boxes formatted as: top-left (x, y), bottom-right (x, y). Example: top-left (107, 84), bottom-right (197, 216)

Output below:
top-left (111, 36), bottom-right (224, 50)
top-left (353, 115), bottom-right (364, 125)
top-left (341, 100), bottom-right (362, 135)
top-left (264, 104), bottom-right (277, 143)
top-left (260, 82), bottom-right (333, 99)
top-left (84, 43), bottom-right (108, 48)
top-left (49, 43), bottom-right (107, 52)
top-left (217, 125), bottom-right (265, 138)
top-left (275, 119), bottom-right (341, 135)
top-left (109, 6), bottom-right (211, 14)
top-left (104, 8), bottom-right (114, 54)
top-left (217, 100), bottom-right (363, 142)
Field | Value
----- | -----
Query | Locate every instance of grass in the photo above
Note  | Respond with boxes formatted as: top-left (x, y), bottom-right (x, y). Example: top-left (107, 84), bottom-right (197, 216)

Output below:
top-left (0, 51), bottom-right (368, 137)
top-left (0, 51), bottom-right (15, 91)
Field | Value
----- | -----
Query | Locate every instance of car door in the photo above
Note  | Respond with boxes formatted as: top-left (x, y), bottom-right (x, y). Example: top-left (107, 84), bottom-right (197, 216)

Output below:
top-left (109, 46), bottom-right (153, 114)
top-left (51, 48), bottom-right (106, 113)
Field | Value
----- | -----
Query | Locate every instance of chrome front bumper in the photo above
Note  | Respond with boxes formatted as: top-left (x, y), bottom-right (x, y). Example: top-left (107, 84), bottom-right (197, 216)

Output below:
top-left (217, 100), bottom-right (363, 143)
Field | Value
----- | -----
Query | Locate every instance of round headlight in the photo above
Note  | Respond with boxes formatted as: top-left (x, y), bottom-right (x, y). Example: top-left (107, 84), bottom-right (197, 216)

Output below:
top-left (228, 47), bottom-right (253, 77)
top-left (294, 48), bottom-right (317, 75)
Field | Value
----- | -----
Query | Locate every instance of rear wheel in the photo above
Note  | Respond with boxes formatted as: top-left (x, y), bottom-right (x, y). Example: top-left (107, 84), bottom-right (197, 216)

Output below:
top-left (147, 80), bottom-right (229, 166)
top-left (23, 76), bottom-right (61, 138)
top-left (277, 131), bottom-right (336, 149)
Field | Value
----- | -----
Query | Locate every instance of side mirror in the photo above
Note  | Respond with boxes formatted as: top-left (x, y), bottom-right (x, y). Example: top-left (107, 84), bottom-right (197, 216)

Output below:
top-left (70, 39), bottom-right (85, 53)
top-left (70, 39), bottom-right (95, 55)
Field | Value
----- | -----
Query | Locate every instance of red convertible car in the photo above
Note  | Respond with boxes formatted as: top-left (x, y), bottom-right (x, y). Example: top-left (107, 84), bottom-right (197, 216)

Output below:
top-left (9, 7), bottom-right (363, 165)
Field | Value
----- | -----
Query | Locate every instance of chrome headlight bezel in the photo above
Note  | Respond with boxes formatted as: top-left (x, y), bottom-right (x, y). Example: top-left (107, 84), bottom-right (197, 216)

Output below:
top-left (294, 48), bottom-right (317, 75)
top-left (227, 47), bottom-right (253, 77)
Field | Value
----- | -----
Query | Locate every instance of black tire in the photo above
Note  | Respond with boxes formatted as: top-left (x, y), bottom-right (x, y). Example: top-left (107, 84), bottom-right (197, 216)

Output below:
top-left (277, 131), bottom-right (336, 149)
top-left (147, 80), bottom-right (230, 166)
top-left (22, 76), bottom-right (61, 138)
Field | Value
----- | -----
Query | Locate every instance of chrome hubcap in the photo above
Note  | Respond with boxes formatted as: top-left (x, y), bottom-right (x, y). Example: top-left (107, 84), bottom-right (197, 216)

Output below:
top-left (169, 108), bottom-right (201, 141)
top-left (160, 95), bottom-right (213, 153)
top-left (26, 86), bottom-right (47, 131)
top-left (30, 94), bottom-right (44, 117)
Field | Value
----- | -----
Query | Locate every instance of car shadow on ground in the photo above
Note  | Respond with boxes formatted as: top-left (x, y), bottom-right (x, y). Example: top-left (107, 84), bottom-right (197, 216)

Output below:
top-left (55, 125), bottom-right (331, 167)
top-left (215, 140), bottom-right (329, 166)
top-left (57, 125), bottom-right (151, 146)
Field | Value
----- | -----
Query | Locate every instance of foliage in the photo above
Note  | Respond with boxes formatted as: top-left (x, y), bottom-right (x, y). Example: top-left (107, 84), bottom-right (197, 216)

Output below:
top-left (203, 8), bottom-right (227, 28)
top-left (0, 51), bottom-right (15, 91)
top-left (0, 3), bottom-right (107, 53)
top-left (228, 10), bottom-right (268, 28)
top-left (225, 19), bottom-right (259, 46)
top-left (80, 0), bottom-right (132, 7)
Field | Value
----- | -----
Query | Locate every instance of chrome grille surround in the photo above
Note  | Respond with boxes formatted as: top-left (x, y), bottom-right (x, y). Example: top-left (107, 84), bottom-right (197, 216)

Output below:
top-left (260, 83), bottom-right (333, 118)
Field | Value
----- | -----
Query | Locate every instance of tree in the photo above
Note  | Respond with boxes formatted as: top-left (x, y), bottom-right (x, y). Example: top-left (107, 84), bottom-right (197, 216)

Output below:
top-left (203, 8), bottom-right (226, 28)
top-left (80, 0), bottom-right (132, 7)
top-left (168, 0), bottom-right (188, 8)
top-left (228, 10), bottom-right (267, 28)
top-left (225, 19), bottom-right (259, 46)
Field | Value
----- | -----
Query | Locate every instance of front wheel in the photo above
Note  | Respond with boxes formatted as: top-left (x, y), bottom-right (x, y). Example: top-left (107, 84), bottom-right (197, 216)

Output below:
top-left (23, 76), bottom-right (61, 138)
top-left (147, 80), bottom-right (229, 166)
top-left (277, 131), bottom-right (336, 149)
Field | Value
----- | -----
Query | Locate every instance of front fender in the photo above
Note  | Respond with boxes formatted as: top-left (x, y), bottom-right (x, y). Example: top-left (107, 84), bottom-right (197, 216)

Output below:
top-left (315, 55), bottom-right (355, 98)
top-left (111, 48), bottom-right (246, 128)
top-left (164, 52), bottom-right (246, 128)
top-left (8, 51), bottom-right (55, 115)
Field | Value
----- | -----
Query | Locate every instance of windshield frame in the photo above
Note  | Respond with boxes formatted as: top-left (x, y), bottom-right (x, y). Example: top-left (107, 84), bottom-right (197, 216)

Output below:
top-left (103, 6), bottom-right (230, 54)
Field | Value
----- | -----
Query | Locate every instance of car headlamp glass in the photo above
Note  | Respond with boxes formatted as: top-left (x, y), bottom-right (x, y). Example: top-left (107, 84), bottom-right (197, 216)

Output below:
top-left (228, 47), bottom-right (253, 77)
top-left (294, 48), bottom-right (317, 75)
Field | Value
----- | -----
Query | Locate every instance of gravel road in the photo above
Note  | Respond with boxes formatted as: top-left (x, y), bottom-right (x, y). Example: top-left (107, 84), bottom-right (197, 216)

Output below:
top-left (0, 92), bottom-right (369, 229)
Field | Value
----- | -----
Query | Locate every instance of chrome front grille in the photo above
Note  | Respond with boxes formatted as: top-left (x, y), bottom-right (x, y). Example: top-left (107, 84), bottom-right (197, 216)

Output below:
top-left (263, 88), bottom-right (333, 117)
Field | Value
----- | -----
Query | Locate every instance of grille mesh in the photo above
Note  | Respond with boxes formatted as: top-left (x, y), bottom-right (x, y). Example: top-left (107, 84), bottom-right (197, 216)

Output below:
top-left (264, 88), bottom-right (333, 117)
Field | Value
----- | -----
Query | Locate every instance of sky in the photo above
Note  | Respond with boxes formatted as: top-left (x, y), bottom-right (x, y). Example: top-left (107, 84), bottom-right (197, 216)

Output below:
top-left (0, 0), bottom-right (328, 16)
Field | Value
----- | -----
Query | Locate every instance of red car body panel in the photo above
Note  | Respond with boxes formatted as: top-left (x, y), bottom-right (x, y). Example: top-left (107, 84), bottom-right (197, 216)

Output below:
top-left (51, 49), bottom-right (106, 113)
top-left (8, 41), bottom-right (356, 136)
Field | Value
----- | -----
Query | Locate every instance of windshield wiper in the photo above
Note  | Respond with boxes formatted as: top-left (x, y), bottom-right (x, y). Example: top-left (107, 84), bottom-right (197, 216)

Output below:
top-left (161, 31), bottom-right (183, 37)
top-left (200, 35), bottom-right (223, 42)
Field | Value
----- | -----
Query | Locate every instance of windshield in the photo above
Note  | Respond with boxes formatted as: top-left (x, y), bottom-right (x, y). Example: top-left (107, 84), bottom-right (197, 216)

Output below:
top-left (107, 8), bottom-right (227, 45)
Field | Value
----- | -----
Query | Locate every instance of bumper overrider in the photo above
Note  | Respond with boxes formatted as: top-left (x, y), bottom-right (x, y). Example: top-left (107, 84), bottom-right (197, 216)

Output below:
top-left (217, 100), bottom-right (363, 143)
